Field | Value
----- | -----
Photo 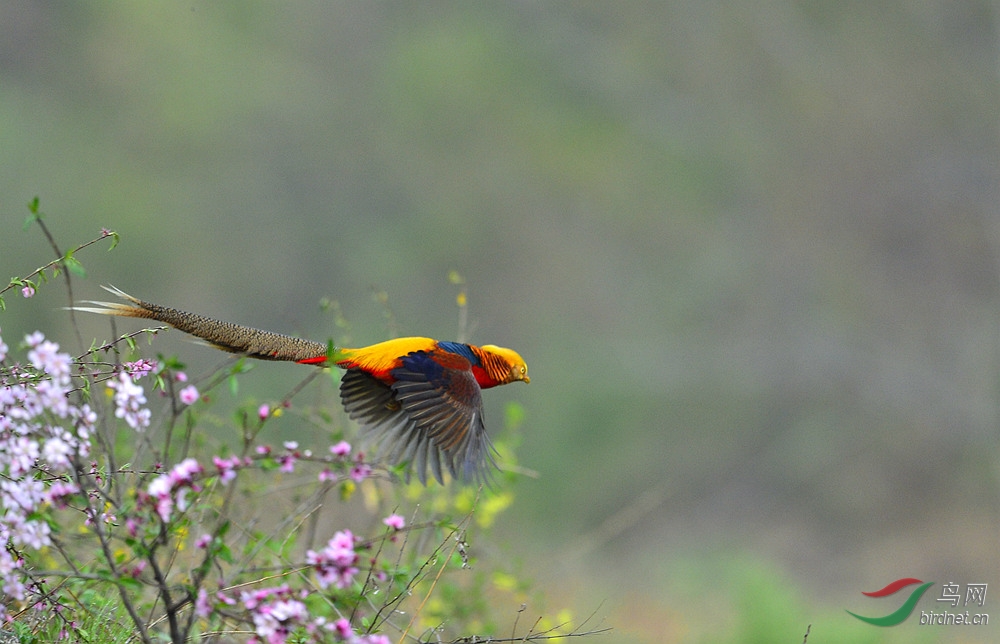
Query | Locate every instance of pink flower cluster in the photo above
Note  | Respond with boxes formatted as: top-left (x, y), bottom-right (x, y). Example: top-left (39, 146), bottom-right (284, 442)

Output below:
top-left (279, 441), bottom-right (300, 473)
top-left (122, 359), bottom-right (157, 379)
top-left (144, 458), bottom-right (203, 522)
top-left (306, 530), bottom-right (360, 590)
top-left (213, 454), bottom-right (249, 485)
top-left (331, 620), bottom-right (390, 644)
top-left (241, 585), bottom-right (310, 644)
top-left (107, 371), bottom-right (151, 430)
top-left (0, 329), bottom-right (399, 639)
top-left (322, 441), bottom-right (373, 482)
top-left (0, 332), bottom-right (95, 614)
top-left (194, 583), bottom-right (389, 644)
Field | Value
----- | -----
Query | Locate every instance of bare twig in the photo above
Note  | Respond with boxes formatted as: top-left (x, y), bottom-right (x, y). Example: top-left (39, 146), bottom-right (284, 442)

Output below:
top-left (370, 506), bottom-right (478, 634)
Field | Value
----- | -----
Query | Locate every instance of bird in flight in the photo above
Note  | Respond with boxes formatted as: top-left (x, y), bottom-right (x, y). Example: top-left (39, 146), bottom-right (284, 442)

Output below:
top-left (78, 286), bottom-right (529, 485)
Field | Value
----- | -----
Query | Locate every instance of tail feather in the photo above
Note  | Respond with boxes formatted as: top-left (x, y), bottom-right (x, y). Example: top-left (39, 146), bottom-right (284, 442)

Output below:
top-left (75, 286), bottom-right (330, 363)
top-left (73, 286), bottom-right (157, 320)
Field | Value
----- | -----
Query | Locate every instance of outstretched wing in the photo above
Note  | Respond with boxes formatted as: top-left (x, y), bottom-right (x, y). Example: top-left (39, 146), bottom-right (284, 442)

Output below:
top-left (390, 350), bottom-right (497, 484)
top-left (340, 368), bottom-right (449, 484)
top-left (339, 350), bottom-right (497, 484)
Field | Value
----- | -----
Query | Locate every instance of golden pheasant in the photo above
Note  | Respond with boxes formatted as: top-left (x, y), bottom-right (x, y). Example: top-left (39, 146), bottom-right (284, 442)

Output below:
top-left (78, 286), bottom-right (529, 484)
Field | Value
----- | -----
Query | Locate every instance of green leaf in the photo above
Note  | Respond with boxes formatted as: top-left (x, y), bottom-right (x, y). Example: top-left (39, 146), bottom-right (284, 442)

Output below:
top-left (23, 197), bottom-right (41, 229)
top-left (118, 576), bottom-right (143, 592)
top-left (64, 255), bottom-right (87, 277)
top-left (216, 542), bottom-right (235, 564)
top-left (229, 356), bottom-right (251, 374)
top-left (160, 355), bottom-right (186, 370)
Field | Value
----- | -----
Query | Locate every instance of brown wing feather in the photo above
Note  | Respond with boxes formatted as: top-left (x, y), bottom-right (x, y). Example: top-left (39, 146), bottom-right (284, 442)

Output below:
top-left (340, 369), bottom-right (449, 484)
top-left (389, 352), bottom-right (497, 484)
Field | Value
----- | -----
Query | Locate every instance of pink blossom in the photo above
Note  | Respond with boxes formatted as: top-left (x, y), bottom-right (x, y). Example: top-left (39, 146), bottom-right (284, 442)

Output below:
top-left (239, 586), bottom-right (310, 644)
top-left (278, 443), bottom-right (298, 473)
top-left (13, 515), bottom-right (51, 549)
top-left (175, 487), bottom-right (192, 514)
top-left (195, 588), bottom-right (212, 618)
top-left (147, 474), bottom-right (174, 522)
top-left (108, 373), bottom-right (151, 430)
top-left (258, 404), bottom-right (270, 419)
top-left (363, 636), bottom-right (392, 644)
top-left (306, 530), bottom-right (359, 590)
top-left (179, 385), bottom-right (199, 406)
top-left (21, 285), bottom-right (35, 298)
top-left (333, 618), bottom-right (353, 638)
top-left (27, 338), bottom-right (71, 382)
top-left (2, 478), bottom-right (46, 514)
top-left (44, 481), bottom-right (79, 508)
top-left (122, 359), bottom-right (157, 379)
top-left (0, 549), bottom-right (25, 601)
top-left (213, 455), bottom-right (241, 484)
top-left (41, 435), bottom-right (73, 470)
top-left (330, 440), bottom-right (351, 458)
top-left (7, 436), bottom-right (39, 477)
top-left (145, 459), bottom-right (202, 522)
top-left (169, 458), bottom-right (203, 485)
top-left (382, 513), bottom-right (405, 530)
top-left (350, 462), bottom-right (372, 482)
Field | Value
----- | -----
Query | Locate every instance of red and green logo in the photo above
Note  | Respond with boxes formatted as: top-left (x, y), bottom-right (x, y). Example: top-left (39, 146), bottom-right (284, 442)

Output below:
top-left (846, 578), bottom-right (934, 626)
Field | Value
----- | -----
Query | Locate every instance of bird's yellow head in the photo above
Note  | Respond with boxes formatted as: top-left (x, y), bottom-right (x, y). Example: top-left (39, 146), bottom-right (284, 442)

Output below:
top-left (480, 344), bottom-right (530, 385)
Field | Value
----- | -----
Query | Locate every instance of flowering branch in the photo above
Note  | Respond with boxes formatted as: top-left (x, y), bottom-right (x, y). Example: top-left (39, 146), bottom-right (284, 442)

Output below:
top-left (0, 220), bottom-right (601, 644)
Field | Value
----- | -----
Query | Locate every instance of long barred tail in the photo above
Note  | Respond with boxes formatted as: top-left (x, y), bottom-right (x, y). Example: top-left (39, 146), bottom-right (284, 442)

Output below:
top-left (75, 286), bottom-right (330, 363)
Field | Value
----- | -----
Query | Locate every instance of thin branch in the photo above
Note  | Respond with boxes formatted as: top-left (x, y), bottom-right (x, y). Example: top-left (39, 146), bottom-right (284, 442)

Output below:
top-left (439, 627), bottom-right (613, 643)
top-left (399, 498), bottom-right (480, 643)
top-left (79, 472), bottom-right (153, 644)
top-left (370, 514), bottom-right (472, 633)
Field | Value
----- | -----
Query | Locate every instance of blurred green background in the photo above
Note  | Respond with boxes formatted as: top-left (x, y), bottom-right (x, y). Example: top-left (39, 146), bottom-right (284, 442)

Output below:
top-left (3, 2), bottom-right (999, 642)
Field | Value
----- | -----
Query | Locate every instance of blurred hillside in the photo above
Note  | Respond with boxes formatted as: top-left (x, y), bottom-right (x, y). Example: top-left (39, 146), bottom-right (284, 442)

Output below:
top-left (3, 2), bottom-right (999, 642)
